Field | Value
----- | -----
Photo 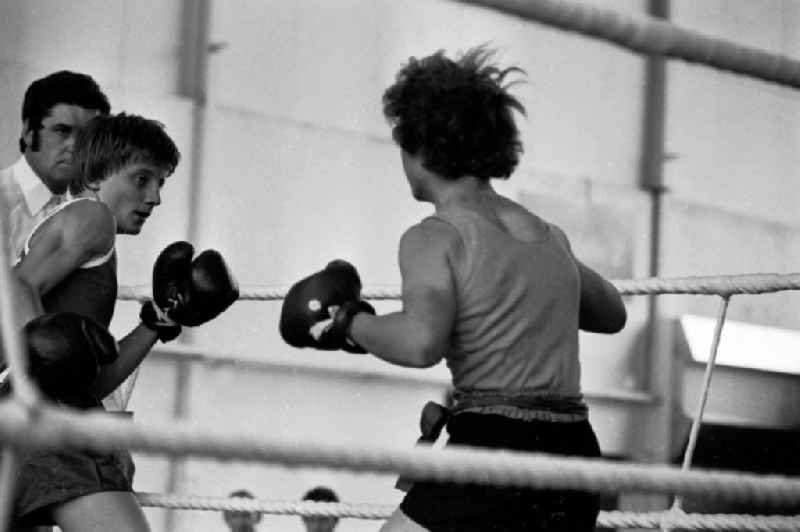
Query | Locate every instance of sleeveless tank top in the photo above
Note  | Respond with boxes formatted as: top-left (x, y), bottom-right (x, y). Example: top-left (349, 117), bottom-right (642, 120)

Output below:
top-left (428, 206), bottom-right (585, 421)
top-left (19, 197), bottom-right (117, 327)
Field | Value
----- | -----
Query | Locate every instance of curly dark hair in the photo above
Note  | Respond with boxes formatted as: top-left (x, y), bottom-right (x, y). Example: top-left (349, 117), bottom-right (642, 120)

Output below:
top-left (69, 112), bottom-right (181, 195)
top-left (382, 45), bottom-right (526, 180)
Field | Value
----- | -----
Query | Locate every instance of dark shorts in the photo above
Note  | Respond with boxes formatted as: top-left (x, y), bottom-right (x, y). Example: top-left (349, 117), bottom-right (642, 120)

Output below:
top-left (13, 446), bottom-right (135, 527)
top-left (12, 410), bottom-right (136, 528)
top-left (400, 413), bottom-right (602, 532)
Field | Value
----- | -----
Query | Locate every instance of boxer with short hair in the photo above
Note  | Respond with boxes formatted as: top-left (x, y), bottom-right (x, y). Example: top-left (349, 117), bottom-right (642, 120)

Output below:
top-left (280, 46), bottom-right (626, 532)
top-left (8, 112), bottom-right (238, 532)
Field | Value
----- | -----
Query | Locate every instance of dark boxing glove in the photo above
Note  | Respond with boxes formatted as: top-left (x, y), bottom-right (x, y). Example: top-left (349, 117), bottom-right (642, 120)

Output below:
top-left (8, 312), bottom-right (119, 406)
top-left (141, 241), bottom-right (239, 341)
top-left (280, 260), bottom-right (375, 353)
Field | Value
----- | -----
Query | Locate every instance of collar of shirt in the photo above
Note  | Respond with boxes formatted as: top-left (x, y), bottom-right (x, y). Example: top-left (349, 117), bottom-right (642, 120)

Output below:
top-left (12, 156), bottom-right (58, 215)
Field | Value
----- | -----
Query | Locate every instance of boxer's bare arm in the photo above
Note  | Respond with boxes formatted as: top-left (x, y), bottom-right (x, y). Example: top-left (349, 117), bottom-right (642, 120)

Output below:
top-left (549, 223), bottom-right (627, 334)
top-left (577, 260), bottom-right (627, 334)
top-left (96, 324), bottom-right (157, 398)
top-left (350, 220), bottom-right (457, 368)
top-left (15, 202), bottom-right (114, 299)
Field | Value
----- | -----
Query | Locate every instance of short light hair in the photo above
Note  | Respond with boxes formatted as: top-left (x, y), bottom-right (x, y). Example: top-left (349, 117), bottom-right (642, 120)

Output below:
top-left (69, 112), bottom-right (180, 195)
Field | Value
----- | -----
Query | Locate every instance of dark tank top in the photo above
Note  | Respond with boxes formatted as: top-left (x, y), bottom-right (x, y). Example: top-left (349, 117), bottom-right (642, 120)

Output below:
top-left (41, 253), bottom-right (117, 327)
top-left (21, 198), bottom-right (117, 327)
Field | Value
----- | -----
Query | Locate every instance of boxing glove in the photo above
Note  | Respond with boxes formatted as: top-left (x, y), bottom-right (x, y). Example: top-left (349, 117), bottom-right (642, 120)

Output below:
top-left (280, 260), bottom-right (375, 353)
top-left (140, 241), bottom-right (239, 341)
top-left (2, 312), bottom-right (119, 405)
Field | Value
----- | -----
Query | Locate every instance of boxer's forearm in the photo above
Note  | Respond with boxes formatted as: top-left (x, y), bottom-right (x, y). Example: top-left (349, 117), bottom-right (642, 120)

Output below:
top-left (96, 324), bottom-right (157, 397)
top-left (350, 311), bottom-right (443, 368)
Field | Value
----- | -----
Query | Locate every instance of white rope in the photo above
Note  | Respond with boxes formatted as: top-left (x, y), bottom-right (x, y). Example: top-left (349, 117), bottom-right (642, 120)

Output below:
top-left (134, 493), bottom-right (800, 530)
top-left (604, 509), bottom-right (800, 531)
top-left (136, 493), bottom-right (393, 519)
top-left (0, 400), bottom-right (799, 506)
top-left (117, 272), bottom-right (800, 302)
top-left (613, 274), bottom-right (800, 297)
top-left (670, 296), bottom-right (731, 522)
top-left (457, 0), bottom-right (800, 90)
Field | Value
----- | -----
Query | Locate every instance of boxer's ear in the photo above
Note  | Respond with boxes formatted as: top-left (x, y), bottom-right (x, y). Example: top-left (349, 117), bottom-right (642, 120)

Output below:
top-left (20, 119), bottom-right (33, 152)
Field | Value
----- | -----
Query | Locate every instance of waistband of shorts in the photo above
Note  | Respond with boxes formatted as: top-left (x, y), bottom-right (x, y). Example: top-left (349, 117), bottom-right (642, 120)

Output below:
top-left (414, 391), bottom-right (588, 445)
top-left (451, 389), bottom-right (588, 422)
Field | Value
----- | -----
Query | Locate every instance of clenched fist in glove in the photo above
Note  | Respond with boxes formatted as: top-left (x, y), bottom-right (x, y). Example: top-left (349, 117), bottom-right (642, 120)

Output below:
top-left (140, 241), bottom-right (239, 342)
top-left (280, 260), bottom-right (375, 353)
top-left (0, 312), bottom-right (119, 406)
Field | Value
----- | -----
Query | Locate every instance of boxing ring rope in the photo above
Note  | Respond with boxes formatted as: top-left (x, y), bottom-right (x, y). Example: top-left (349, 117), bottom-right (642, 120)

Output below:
top-left (1, 270), bottom-right (798, 531)
top-left (0, 397), bottom-right (800, 503)
top-left (133, 493), bottom-right (800, 531)
top-left (673, 296), bottom-right (730, 504)
top-left (3, 273), bottom-right (796, 530)
top-left (117, 272), bottom-right (800, 301)
top-left (109, 272), bottom-right (800, 531)
top-left (0, 391), bottom-right (798, 531)
top-left (457, 0), bottom-right (800, 90)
